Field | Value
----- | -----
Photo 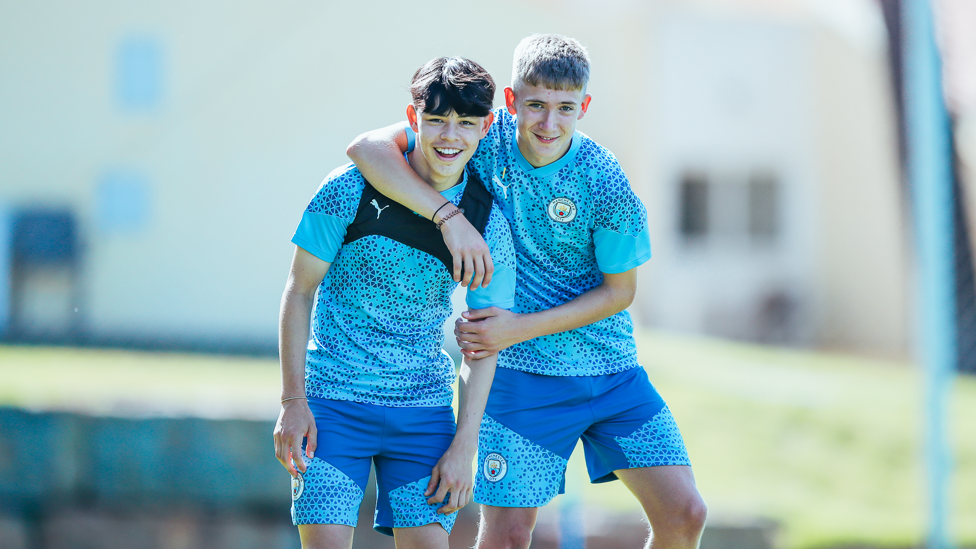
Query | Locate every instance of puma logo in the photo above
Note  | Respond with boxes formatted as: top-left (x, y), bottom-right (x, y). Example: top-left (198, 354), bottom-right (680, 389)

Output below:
top-left (370, 199), bottom-right (390, 219)
top-left (495, 167), bottom-right (511, 198)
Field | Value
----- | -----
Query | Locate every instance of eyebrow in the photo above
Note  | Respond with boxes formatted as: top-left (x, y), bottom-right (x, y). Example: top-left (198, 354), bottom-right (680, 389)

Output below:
top-left (523, 97), bottom-right (579, 106)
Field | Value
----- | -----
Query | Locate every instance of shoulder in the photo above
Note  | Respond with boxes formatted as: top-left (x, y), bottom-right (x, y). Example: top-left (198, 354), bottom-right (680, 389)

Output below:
top-left (306, 163), bottom-right (366, 214)
top-left (573, 132), bottom-right (624, 177)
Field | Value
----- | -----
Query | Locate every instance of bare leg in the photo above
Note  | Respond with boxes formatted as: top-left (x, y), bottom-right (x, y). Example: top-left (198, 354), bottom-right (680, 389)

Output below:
top-left (615, 465), bottom-right (707, 549)
top-left (474, 505), bottom-right (539, 549)
top-left (297, 524), bottom-right (355, 549)
top-left (393, 522), bottom-right (449, 549)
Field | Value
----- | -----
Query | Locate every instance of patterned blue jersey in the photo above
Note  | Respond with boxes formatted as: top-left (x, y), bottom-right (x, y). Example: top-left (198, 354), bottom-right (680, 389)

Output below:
top-left (291, 163), bottom-right (517, 407)
top-left (466, 108), bottom-right (652, 376)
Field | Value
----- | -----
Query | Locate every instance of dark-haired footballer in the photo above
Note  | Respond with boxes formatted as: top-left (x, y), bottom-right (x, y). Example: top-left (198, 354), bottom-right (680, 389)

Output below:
top-left (273, 57), bottom-right (515, 549)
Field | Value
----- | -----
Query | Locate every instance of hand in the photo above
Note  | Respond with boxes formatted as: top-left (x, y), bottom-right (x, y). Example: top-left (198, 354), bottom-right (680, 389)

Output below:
top-left (425, 443), bottom-right (476, 514)
top-left (455, 307), bottom-right (524, 359)
top-left (273, 399), bottom-right (317, 477)
top-left (440, 214), bottom-right (494, 290)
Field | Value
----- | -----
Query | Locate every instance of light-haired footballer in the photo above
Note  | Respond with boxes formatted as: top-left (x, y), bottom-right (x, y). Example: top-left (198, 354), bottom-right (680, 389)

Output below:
top-left (347, 35), bottom-right (707, 549)
top-left (274, 56), bottom-right (516, 549)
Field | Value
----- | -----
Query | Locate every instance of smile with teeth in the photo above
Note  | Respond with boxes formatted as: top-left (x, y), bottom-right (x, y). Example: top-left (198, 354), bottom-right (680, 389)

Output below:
top-left (535, 134), bottom-right (559, 143)
top-left (434, 147), bottom-right (463, 158)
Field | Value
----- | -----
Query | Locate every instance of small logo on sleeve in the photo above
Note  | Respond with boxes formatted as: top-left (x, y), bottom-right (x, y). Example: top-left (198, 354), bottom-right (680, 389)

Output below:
top-left (291, 472), bottom-right (305, 500)
top-left (547, 197), bottom-right (577, 223)
top-left (483, 452), bottom-right (508, 482)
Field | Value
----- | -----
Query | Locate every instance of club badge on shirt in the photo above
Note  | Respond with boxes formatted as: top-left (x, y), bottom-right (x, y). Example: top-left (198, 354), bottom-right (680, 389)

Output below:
top-left (547, 197), bottom-right (577, 223)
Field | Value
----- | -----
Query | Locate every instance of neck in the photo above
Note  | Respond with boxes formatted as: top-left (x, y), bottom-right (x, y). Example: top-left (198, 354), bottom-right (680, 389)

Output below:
top-left (407, 149), bottom-right (463, 191)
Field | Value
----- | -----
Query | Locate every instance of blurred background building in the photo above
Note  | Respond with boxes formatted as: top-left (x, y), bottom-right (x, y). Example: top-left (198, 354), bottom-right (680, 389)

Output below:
top-left (0, 0), bottom-right (972, 362)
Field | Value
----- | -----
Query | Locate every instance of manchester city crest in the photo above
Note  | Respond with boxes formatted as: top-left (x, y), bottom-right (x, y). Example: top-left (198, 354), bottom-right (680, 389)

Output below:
top-left (547, 197), bottom-right (577, 223)
top-left (483, 452), bottom-right (508, 482)
top-left (291, 472), bottom-right (305, 501)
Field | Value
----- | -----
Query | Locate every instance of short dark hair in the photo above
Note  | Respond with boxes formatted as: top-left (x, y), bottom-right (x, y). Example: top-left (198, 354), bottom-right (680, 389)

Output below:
top-left (410, 57), bottom-right (495, 118)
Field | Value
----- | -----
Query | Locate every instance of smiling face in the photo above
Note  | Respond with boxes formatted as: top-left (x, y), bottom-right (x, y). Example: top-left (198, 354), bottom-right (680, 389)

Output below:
top-left (505, 83), bottom-right (591, 168)
top-left (406, 104), bottom-right (493, 191)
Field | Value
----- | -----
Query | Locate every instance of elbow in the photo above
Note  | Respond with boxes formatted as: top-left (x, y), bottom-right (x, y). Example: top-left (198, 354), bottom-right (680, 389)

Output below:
top-left (616, 287), bottom-right (636, 313)
top-left (345, 132), bottom-right (368, 162)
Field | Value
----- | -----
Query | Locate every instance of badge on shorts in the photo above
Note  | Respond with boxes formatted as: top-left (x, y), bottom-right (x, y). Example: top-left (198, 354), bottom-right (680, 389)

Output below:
top-left (483, 452), bottom-right (508, 482)
top-left (291, 472), bottom-right (305, 501)
top-left (547, 197), bottom-right (577, 223)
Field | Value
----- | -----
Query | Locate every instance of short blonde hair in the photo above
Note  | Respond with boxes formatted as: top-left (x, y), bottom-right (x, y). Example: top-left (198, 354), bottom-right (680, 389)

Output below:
top-left (512, 34), bottom-right (590, 94)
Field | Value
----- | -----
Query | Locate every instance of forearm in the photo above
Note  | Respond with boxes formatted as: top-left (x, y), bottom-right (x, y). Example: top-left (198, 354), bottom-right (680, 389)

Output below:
top-left (454, 353), bottom-right (498, 448)
top-left (514, 278), bottom-right (635, 343)
top-left (347, 127), bottom-right (446, 220)
top-left (278, 286), bottom-right (314, 399)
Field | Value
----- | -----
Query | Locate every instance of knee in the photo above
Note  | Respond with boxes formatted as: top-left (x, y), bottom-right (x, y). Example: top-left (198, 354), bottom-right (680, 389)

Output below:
top-left (676, 495), bottom-right (708, 538)
top-left (477, 508), bottom-right (536, 549)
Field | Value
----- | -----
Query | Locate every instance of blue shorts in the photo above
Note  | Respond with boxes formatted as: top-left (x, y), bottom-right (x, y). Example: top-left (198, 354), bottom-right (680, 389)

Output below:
top-left (474, 366), bottom-right (690, 508)
top-left (290, 398), bottom-right (458, 536)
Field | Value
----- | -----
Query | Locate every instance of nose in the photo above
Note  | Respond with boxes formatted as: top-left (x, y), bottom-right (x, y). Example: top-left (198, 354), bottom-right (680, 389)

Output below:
top-left (541, 110), bottom-right (558, 131)
top-left (443, 121), bottom-right (460, 140)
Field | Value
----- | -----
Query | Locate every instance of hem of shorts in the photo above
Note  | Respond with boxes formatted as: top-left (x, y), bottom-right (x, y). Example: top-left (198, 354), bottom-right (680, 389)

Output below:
top-left (381, 519), bottom-right (453, 536)
top-left (473, 493), bottom-right (558, 509)
top-left (292, 517), bottom-right (358, 527)
top-left (590, 459), bottom-right (693, 485)
top-left (495, 362), bottom-right (641, 377)
top-left (304, 391), bottom-right (453, 408)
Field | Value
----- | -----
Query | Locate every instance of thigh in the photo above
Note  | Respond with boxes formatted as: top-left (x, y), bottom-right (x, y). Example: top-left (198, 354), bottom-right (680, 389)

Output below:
top-left (580, 367), bottom-right (690, 484)
top-left (392, 522), bottom-right (449, 549)
top-left (297, 523), bottom-right (354, 549)
top-left (292, 399), bottom-right (378, 527)
top-left (614, 465), bottom-right (705, 531)
top-left (475, 369), bottom-right (592, 508)
top-left (373, 405), bottom-right (458, 537)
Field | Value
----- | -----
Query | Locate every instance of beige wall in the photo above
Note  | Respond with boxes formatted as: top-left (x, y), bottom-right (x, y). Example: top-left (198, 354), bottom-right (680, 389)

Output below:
top-left (0, 0), bottom-right (911, 355)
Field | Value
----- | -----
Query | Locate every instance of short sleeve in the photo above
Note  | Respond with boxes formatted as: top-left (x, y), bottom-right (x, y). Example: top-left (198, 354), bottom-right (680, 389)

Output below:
top-left (292, 211), bottom-right (347, 263)
top-left (465, 205), bottom-right (516, 310)
top-left (290, 164), bottom-right (363, 263)
top-left (591, 149), bottom-right (652, 273)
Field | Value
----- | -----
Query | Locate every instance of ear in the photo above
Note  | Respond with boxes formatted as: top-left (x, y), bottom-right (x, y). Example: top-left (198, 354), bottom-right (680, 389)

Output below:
top-left (406, 104), bottom-right (420, 132)
top-left (578, 94), bottom-right (592, 120)
top-left (479, 111), bottom-right (495, 138)
top-left (504, 87), bottom-right (517, 115)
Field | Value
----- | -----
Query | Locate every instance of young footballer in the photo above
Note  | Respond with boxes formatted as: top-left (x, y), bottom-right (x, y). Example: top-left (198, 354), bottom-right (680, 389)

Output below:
top-left (274, 56), bottom-right (516, 549)
top-left (346, 35), bottom-right (707, 549)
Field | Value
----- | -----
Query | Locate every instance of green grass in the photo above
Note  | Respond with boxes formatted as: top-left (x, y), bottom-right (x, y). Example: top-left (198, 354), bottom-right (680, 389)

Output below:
top-left (561, 330), bottom-right (976, 549)
top-left (1, 334), bottom-right (974, 548)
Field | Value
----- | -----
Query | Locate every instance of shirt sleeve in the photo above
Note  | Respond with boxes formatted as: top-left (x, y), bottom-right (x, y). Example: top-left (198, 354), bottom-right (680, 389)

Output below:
top-left (465, 205), bottom-right (516, 310)
top-left (292, 211), bottom-right (347, 263)
top-left (290, 165), bottom-right (361, 263)
top-left (591, 148), bottom-right (652, 274)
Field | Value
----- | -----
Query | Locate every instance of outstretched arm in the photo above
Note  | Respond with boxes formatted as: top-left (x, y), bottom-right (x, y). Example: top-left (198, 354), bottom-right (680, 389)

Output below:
top-left (424, 350), bottom-right (497, 514)
top-left (455, 269), bottom-right (638, 359)
top-left (273, 247), bottom-right (330, 477)
top-left (347, 124), bottom-right (494, 289)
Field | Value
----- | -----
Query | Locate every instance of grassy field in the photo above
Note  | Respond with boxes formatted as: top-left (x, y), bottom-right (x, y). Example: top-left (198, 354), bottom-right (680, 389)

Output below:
top-left (1, 333), bottom-right (974, 549)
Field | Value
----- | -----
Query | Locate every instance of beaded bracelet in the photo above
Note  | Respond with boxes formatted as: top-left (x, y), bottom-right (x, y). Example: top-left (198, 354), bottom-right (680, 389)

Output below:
top-left (435, 207), bottom-right (464, 230)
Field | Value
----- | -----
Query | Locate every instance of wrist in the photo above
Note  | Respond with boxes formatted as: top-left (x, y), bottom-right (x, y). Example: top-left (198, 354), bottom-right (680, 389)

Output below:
top-left (435, 207), bottom-right (464, 230)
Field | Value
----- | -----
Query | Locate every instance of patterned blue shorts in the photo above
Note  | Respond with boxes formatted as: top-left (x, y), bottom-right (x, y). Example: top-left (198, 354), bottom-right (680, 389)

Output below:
top-left (474, 366), bottom-right (690, 508)
top-left (290, 398), bottom-right (458, 536)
